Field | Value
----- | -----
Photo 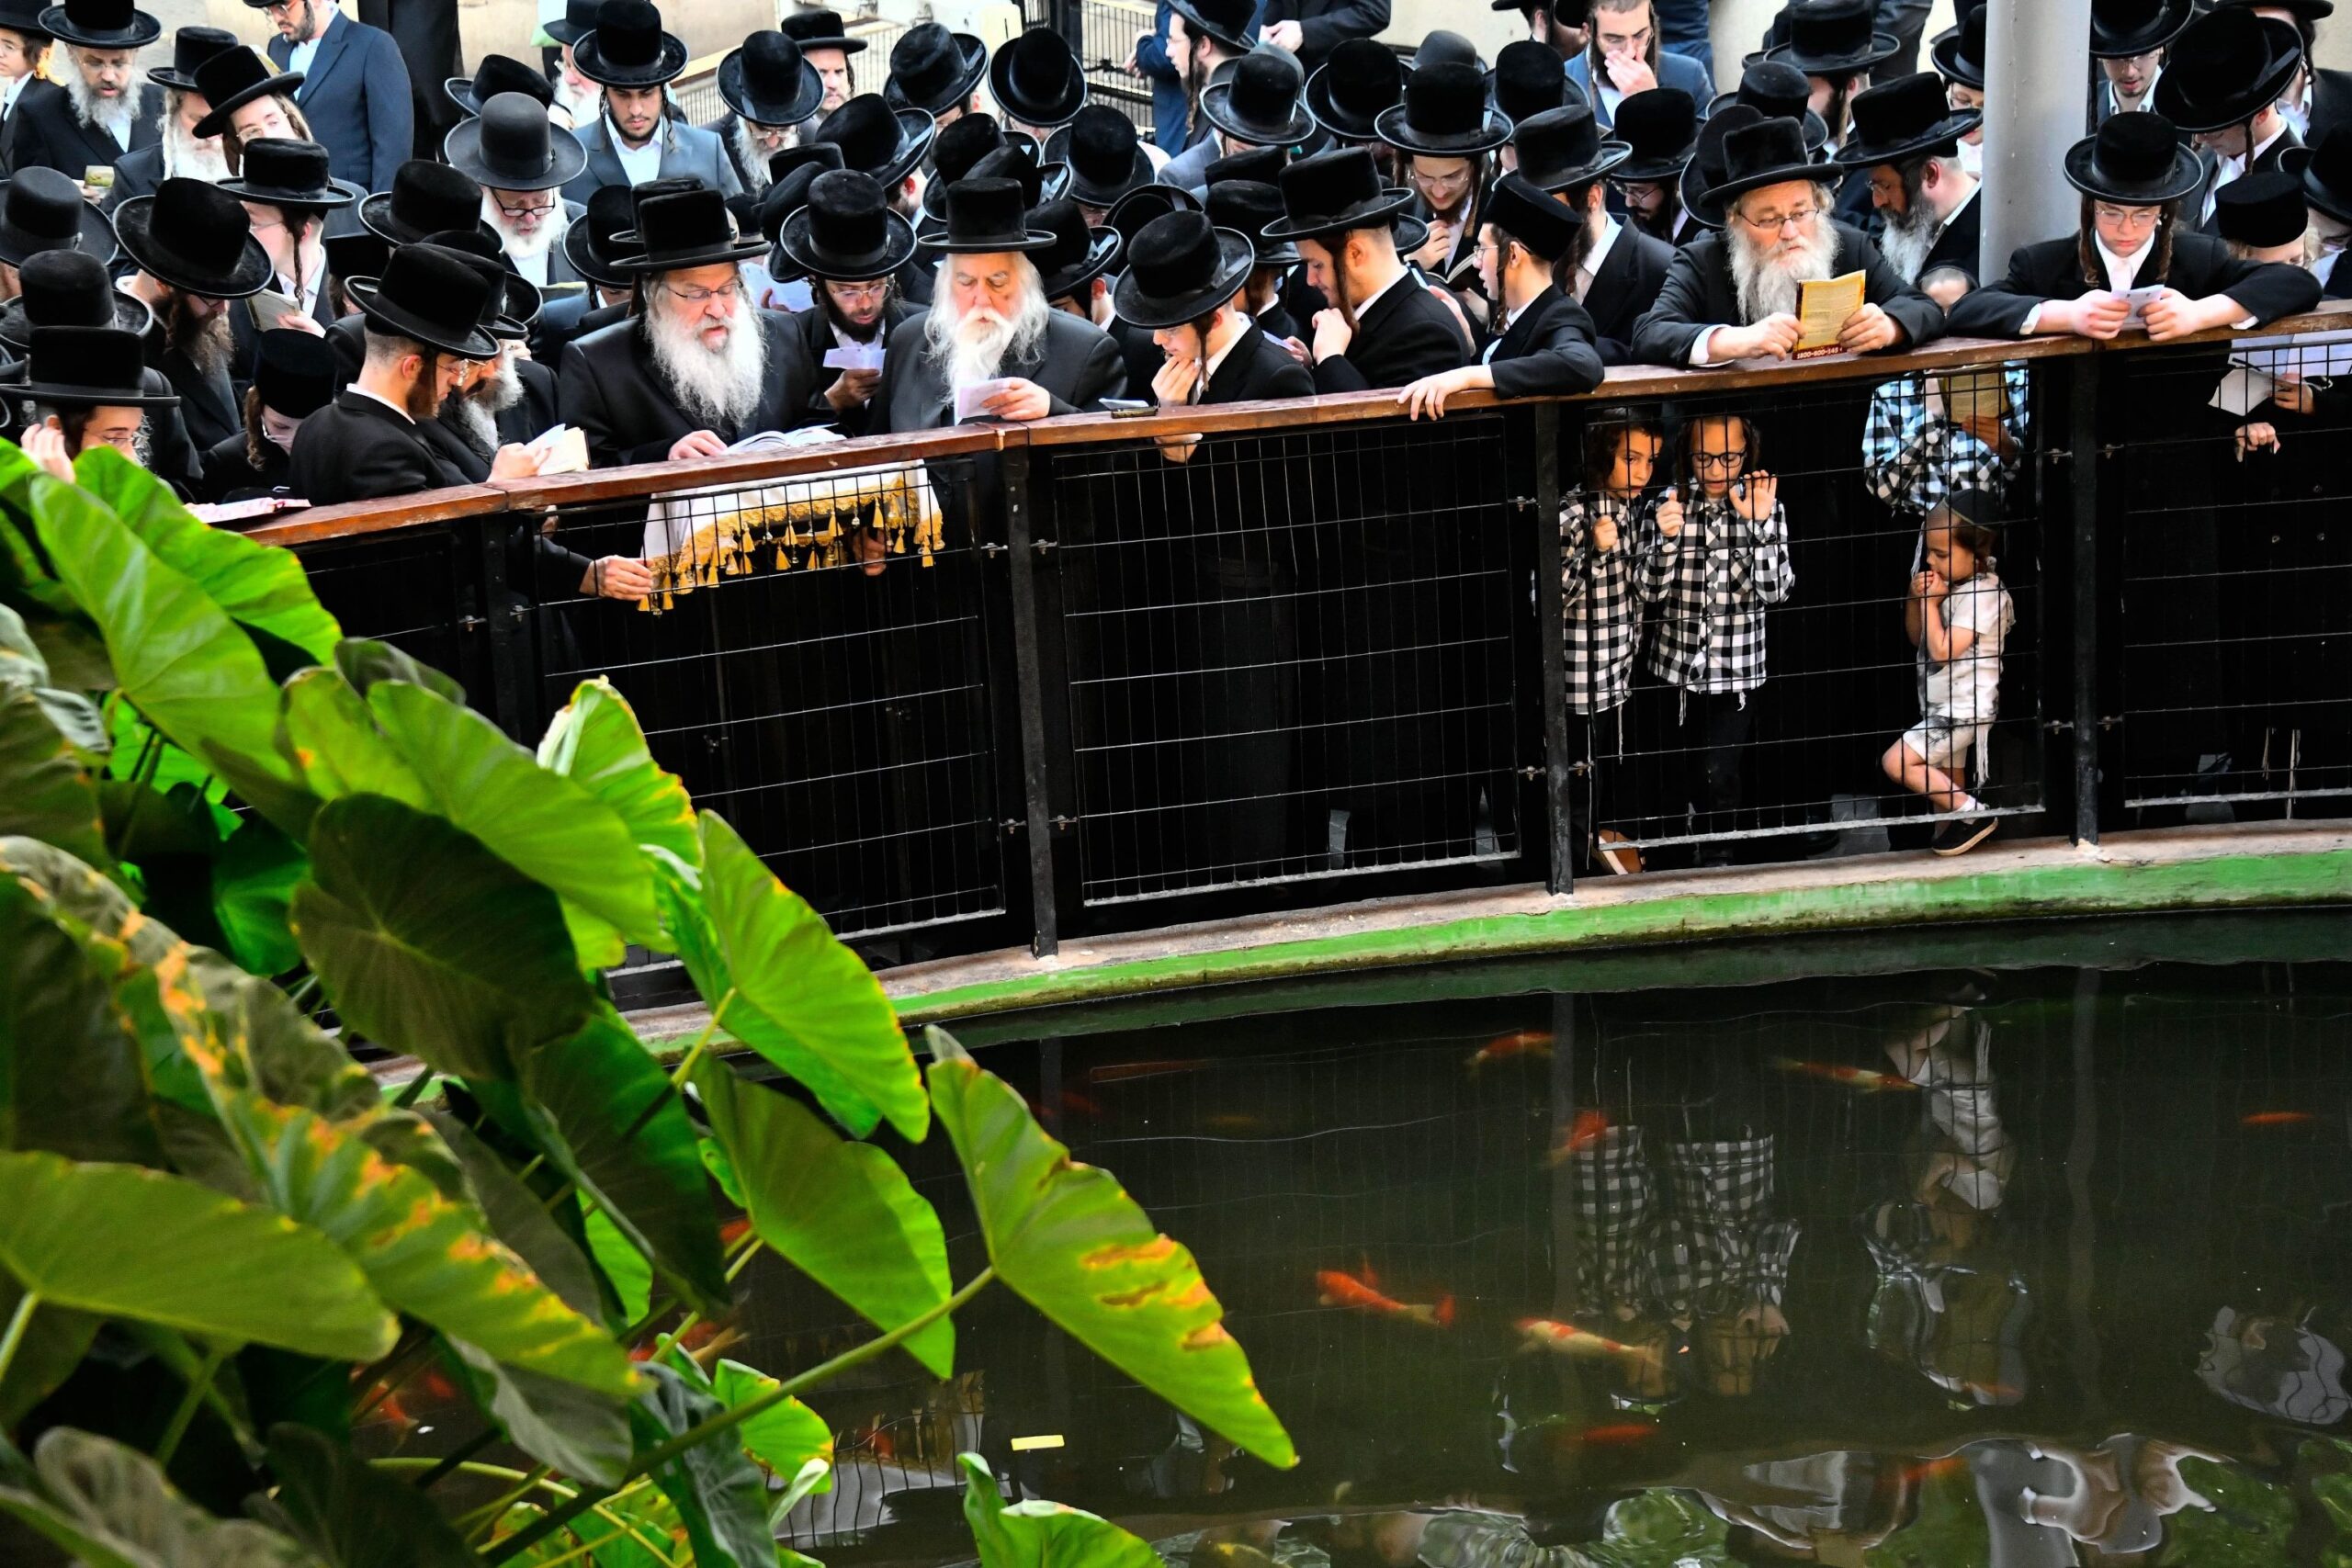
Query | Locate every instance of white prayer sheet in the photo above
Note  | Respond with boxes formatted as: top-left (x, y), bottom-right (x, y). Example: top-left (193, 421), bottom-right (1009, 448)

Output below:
top-left (822, 341), bottom-right (886, 372)
top-left (954, 378), bottom-right (1020, 422)
top-left (2120, 285), bottom-right (2167, 328)
top-left (2210, 367), bottom-right (2278, 417)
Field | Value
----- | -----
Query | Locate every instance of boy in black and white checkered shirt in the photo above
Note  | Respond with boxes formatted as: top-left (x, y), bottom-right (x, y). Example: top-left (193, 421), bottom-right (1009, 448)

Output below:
top-left (1563, 412), bottom-right (1661, 874)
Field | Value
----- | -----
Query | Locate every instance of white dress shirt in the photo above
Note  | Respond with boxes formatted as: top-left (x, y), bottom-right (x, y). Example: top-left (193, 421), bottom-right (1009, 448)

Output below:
top-left (611, 119), bottom-right (662, 186)
top-left (1572, 215), bottom-right (1621, 306)
top-left (348, 385), bottom-right (415, 423)
top-left (2204, 121), bottom-right (2290, 223)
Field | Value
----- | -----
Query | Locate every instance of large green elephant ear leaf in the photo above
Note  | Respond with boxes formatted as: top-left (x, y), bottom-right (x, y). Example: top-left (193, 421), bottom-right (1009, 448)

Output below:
top-left (334, 638), bottom-right (464, 705)
top-left (262, 1423), bottom-right (482, 1568)
top-left (537, 679), bottom-right (698, 873)
top-left (0, 1427), bottom-right (322, 1568)
top-left (629, 1363), bottom-right (775, 1568)
top-left (958, 1454), bottom-right (1160, 1568)
top-left (926, 1035), bottom-right (1295, 1469)
top-left (0, 874), bottom-right (164, 1167)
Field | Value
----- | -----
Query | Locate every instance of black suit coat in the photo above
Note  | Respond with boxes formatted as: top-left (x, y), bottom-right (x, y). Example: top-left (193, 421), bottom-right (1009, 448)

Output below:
top-left (288, 389), bottom-right (470, 502)
top-left (1, 77), bottom-right (65, 175)
top-left (201, 427), bottom-right (288, 503)
top-left (497, 355), bottom-right (561, 446)
top-left (557, 310), bottom-right (818, 467)
top-left (2188, 131), bottom-right (2300, 235)
top-left (1312, 271), bottom-right (1470, 392)
top-left (1202, 321), bottom-right (1315, 403)
top-left (1631, 220), bottom-right (1945, 367)
top-left (98, 140), bottom-right (162, 228)
top-left (140, 320), bottom-right (242, 454)
top-left (873, 306), bottom-right (1127, 433)
top-left (1945, 231), bottom-right (2323, 340)
top-left (789, 294), bottom-right (918, 436)
top-left (270, 11), bottom-right (414, 193)
top-left (2325, 250), bottom-right (2352, 302)
top-left (1578, 222), bottom-right (1672, 365)
top-left (6, 81), bottom-right (160, 182)
top-left (1255, 0), bottom-right (1390, 71)
top-left (532, 295), bottom-right (628, 364)
top-left (1922, 190), bottom-right (1982, 281)
top-left (1485, 285), bottom-right (1605, 399)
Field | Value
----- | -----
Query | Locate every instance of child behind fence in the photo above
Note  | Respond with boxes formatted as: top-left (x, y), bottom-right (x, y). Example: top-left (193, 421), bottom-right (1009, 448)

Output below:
top-left (1883, 489), bottom-right (2013, 856)
top-left (1563, 413), bottom-right (1660, 874)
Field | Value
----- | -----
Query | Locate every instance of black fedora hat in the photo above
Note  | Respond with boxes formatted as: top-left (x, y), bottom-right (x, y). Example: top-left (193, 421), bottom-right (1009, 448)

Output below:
top-left (111, 177), bottom-right (270, 298)
top-left (2288, 127), bottom-right (2352, 224)
top-left (1707, 60), bottom-right (1830, 153)
top-left (1306, 37), bottom-right (1404, 141)
top-left (1030, 198), bottom-right (1120, 302)
top-left (1105, 180), bottom-right (1200, 251)
top-left (1114, 209), bottom-right (1253, 330)
top-left (447, 52), bottom-right (553, 117)
top-left (1928, 3), bottom-right (1986, 88)
top-left (989, 28), bottom-right (1086, 128)
top-left (445, 90), bottom-right (589, 190)
top-left (814, 93), bottom-right (934, 188)
top-left (36, 0), bottom-right (156, 50)
top-left (928, 176), bottom-right (1053, 252)
top-left (1484, 171), bottom-right (1582, 261)
top-left (916, 141), bottom-right (1069, 238)
top-left (721, 30), bottom-right (823, 128)
top-left (1169, 0), bottom-right (1256, 56)
top-left (543, 0), bottom-right (597, 47)
top-left (420, 226), bottom-right (540, 333)
top-left (1378, 60), bottom-right (1510, 155)
top-left (1703, 114), bottom-right (1827, 206)
top-left (347, 243), bottom-right (498, 358)
top-left (322, 227), bottom-right (390, 284)
top-left (361, 159), bottom-right (496, 247)
top-left (148, 24), bottom-right (233, 91)
top-left (216, 137), bottom-right (363, 209)
top-left (0, 249), bottom-right (149, 352)
top-left (765, 141), bottom-right (842, 195)
top-left (1206, 177), bottom-right (1299, 265)
top-left (922, 113), bottom-right (1004, 215)
top-left (2091, 0), bottom-right (2194, 58)
top-left (2152, 8), bottom-right (2302, 133)
top-left (756, 148), bottom-right (841, 257)
top-left (1767, 0), bottom-right (1899, 78)
top-left (1204, 142), bottom-right (1285, 185)
top-left (1412, 29), bottom-right (1482, 71)
top-left (561, 180), bottom-right (643, 287)
top-left (886, 22), bottom-right (986, 116)
top-left (1263, 145), bottom-right (1412, 240)
top-left (1491, 39), bottom-right (1569, 126)
top-left (1513, 103), bottom-right (1628, 191)
top-left (1046, 104), bottom-right (1153, 208)
top-left (2214, 169), bottom-right (2306, 248)
top-left (0, 167), bottom-right (116, 268)
top-left (190, 46), bottom-right (304, 140)
top-left (252, 327), bottom-right (333, 418)
top-left (2063, 110), bottom-right (2204, 204)
top-left (1203, 49), bottom-right (1314, 146)
top-left (616, 186), bottom-right (765, 271)
top-left (1836, 72), bottom-right (1980, 169)
top-left (779, 7), bottom-right (865, 55)
top-left (778, 167), bottom-right (914, 279)
top-left (1611, 87), bottom-right (1698, 182)
top-left (15, 325), bottom-right (176, 407)
top-left (574, 0), bottom-right (687, 88)
top-left (1681, 101), bottom-right (1762, 228)
top-left (0, 0), bottom-right (49, 41)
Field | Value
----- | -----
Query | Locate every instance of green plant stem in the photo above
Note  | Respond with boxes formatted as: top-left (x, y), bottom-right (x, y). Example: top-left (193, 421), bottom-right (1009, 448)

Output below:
top-left (371, 1461), bottom-right (675, 1564)
top-left (151, 1342), bottom-right (228, 1469)
top-left (389, 1070), bottom-right (434, 1110)
top-left (486, 1266), bottom-right (996, 1564)
top-left (619, 991), bottom-right (732, 1146)
top-left (105, 730), bottom-right (164, 857)
top-left (461, 1461), bottom-right (552, 1544)
top-left (284, 973), bottom-right (321, 1011)
top-left (0, 1290), bottom-right (40, 1391)
top-left (410, 1425), bottom-right (499, 1491)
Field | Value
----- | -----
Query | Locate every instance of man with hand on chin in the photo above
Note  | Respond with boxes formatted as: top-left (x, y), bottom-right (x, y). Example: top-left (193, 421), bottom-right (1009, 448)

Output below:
top-left (1398, 173), bottom-right (1603, 419)
top-left (1116, 207), bottom-right (1311, 453)
top-left (1265, 146), bottom-right (1469, 392)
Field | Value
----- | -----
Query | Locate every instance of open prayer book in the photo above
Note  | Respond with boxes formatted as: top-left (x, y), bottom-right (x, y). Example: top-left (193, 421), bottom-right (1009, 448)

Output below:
top-left (1792, 270), bottom-right (1865, 358)
top-left (525, 424), bottom-right (589, 475)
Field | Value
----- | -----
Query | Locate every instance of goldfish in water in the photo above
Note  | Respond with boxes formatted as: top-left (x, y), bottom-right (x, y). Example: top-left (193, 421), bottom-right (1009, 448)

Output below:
top-left (1317, 1269), bottom-right (1454, 1327)
top-left (1516, 1317), bottom-right (1649, 1359)
top-left (1573, 1423), bottom-right (1658, 1446)
top-left (1772, 1057), bottom-right (1918, 1092)
top-left (1898, 1455), bottom-right (1969, 1485)
top-left (1086, 1059), bottom-right (1208, 1084)
top-left (2242, 1111), bottom-right (2316, 1127)
top-left (1470, 1031), bottom-right (1555, 1072)
top-left (1545, 1110), bottom-right (1615, 1165)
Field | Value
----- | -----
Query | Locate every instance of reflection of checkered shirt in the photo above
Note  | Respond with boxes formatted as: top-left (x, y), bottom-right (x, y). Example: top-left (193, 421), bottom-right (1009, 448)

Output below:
top-left (1862, 367), bottom-right (2030, 521)
top-left (1562, 494), bottom-right (1642, 716)
top-left (1633, 494), bottom-right (1792, 694)
top-left (1567, 1126), bottom-right (1799, 1317)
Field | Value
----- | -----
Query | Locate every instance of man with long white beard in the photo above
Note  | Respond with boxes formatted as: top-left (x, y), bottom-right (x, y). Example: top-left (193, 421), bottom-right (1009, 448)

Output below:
top-left (114, 177), bottom-right (271, 454)
top-left (1838, 73), bottom-right (1981, 285)
top-left (100, 27), bottom-right (233, 220)
top-left (558, 185), bottom-right (818, 466)
top-left (6, 0), bottom-right (161, 192)
top-left (447, 91), bottom-right (588, 288)
top-left (1632, 116), bottom-right (1939, 368)
top-left (426, 238), bottom-right (557, 454)
top-left (706, 30), bottom-right (820, 197)
top-left (873, 177), bottom-right (1125, 433)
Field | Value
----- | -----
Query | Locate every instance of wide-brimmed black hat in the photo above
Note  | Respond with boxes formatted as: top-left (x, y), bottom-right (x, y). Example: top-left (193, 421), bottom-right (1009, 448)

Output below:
top-left (2151, 8), bottom-right (2302, 133)
top-left (419, 225), bottom-right (539, 333)
top-left (2091, 0), bottom-right (2194, 57)
top-left (922, 114), bottom-right (1004, 217)
top-left (2215, 169), bottom-right (2307, 247)
top-left (347, 243), bottom-right (498, 358)
top-left (2288, 128), bottom-right (2352, 223)
top-left (779, 7), bottom-right (865, 55)
top-left (1205, 177), bottom-right (1299, 265)
top-left (1263, 145), bottom-right (1413, 240)
top-left (447, 53), bottom-right (553, 117)
top-left (885, 22), bottom-right (985, 116)
top-left (0, 0), bottom-right (49, 41)
top-left (777, 167), bottom-right (914, 280)
top-left (616, 186), bottom-right (765, 271)
top-left (1378, 60), bottom-right (1510, 155)
top-left (1412, 29), bottom-right (1483, 71)
top-left (756, 147), bottom-right (841, 257)
top-left (910, 143), bottom-right (1069, 236)
top-left (1513, 103), bottom-right (1628, 191)
top-left (1837, 72), bottom-right (1980, 169)
top-left (2063, 110), bottom-right (2204, 204)
top-left (1928, 3), bottom-right (1987, 88)
top-left (543, 0), bottom-right (596, 47)
top-left (445, 90), bottom-right (589, 190)
top-left (251, 327), bottom-right (333, 417)
top-left (814, 93), bottom-right (934, 187)
top-left (36, 0), bottom-right (155, 50)
top-left (989, 28), bottom-right (1086, 128)
top-left (1204, 50), bottom-right (1314, 146)
top-left (561, 180), bottom-right (642, 286)
top-left (927, 176), bottom-right (1054, 252)
top-left (1704, 114), bottom-right (1827, 206)
top-left (1681, 102), bottom-right (1761, 228)
top-left (1047, 105), bottom-right (1153, 209)
top-left (111, 177), bottom-right (270, 299)
top-left (1611, 87), bottom-right (1698, 182)
top-left (1169, 0), bottom-right (1255, 56)
top-left (1204, 143), bottom-right (1284, 186)
top-left (1306, 37), bottom-right (1403, 141)
top-left (721, 30), bottom-right (823, 128)
top-left (1029, 198), bottom-right (1119, 301)
top-left (1767, 0), bottom-right (1898, 78)
top-left (0, 250), bottom-right (149, 352)
top-left (148, 24), bottom-right (233, 91)
top-left (14, 325), bottom-right (176, 407)
top-left (360, 159), bottom-right (497, 248)
top-left (322, 227), bottom-right (390, 283)
top-left (1707, 61), bottom-right (1829, 153)
top-left (1484, 170), bottom-right (1581, 261)
top-left (1105, 181), bottom-right (1200, 251)
top-left (190, 46), bottom-right (303, 140)
top-left (1491, 39), bottom-right (1569, 125)
top-left (1113, 209), bottom-right (1252, 330)
top-left (216, 137), bottom-right (363, 210)
top-left (0, 167), bottom-right (115, 268)
top-left (574, 0), bottom-right (687, 88)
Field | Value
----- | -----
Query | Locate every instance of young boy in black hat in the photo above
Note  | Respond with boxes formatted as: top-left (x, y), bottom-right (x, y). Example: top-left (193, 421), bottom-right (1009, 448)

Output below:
top-left (9, 323), bottom-right (177, 479)
top-left (203, 323), bottom-right (328, 502)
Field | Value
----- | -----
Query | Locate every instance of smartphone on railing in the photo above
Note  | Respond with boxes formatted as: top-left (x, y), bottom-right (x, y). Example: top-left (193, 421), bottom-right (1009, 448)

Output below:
top-left (1102, 399), bottom-right (1154, 417)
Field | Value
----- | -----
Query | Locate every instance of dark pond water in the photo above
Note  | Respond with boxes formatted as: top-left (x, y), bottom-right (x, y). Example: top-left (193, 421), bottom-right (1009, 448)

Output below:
top-left (737, 916), bottom-right (2352, 1567)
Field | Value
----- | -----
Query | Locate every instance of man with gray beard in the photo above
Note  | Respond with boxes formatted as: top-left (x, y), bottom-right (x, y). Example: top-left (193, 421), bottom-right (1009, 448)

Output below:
top-left (705, 30), bottom-right (822, 197)
top-left (98, 25), bottom-right (232, 220)
top-left (1837, 73), bottom-right (1982, 285)
top-left (1632, 115), bottom-right (1941, 367)
top-left (557, 185), bottom-right (818, 467)
top-left (6, 0), bottom-right (161, 190)
top-left (447, 92), bottom-right (588, 289)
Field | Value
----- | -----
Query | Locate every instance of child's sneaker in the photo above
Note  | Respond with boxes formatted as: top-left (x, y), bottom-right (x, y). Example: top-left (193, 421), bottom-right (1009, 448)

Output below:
top-left (1931, 813), bottom-right (1996, 856)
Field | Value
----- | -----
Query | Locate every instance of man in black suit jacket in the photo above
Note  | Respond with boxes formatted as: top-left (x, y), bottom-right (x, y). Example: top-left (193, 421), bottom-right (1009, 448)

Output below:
top-left (1256, 0), bottom-right (1390, 74)
top-left (114, 177), bottom-right (278, 455)
top-left (773, 168), bottom-right (920, 437)
top-left (1838, 73), bottom-right (1984, 284)
top-left (5, 0), bottom-right (162, 188)
top-left (1264, 147), bottom-right (1470, 392)
top-left (1509, 105), bottom-right (1668, 365)
top-left (1399, 172), bottom-right (1604, 418)
top-left (0, 2), bottom-right (65, 176)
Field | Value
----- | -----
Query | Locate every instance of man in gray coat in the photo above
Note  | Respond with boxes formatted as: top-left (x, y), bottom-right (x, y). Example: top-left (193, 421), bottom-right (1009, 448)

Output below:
top-left (559, 0), bottom-right (741, 203)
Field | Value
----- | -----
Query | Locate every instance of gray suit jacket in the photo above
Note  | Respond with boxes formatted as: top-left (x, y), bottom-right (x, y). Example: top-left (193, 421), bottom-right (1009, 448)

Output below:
top-left (560, 115), bottom-right (744, 205)
top-left (874, 308), bottom-right (1127, 433)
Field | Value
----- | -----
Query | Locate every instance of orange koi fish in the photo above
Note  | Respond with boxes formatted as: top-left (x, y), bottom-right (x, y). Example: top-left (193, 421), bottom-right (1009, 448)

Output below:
top-left (719, 1215), bottom-right (754, 1247)
top-left (1317, 1269), bottom-right (1454, 1326)
top-left (1087, 1059), bottom-right (1209, 1084)
top-left (1772, 1057), bottom-right (1918, 1092)
top-left (1545, 1110), bottom-right (1615, 1165)
top-left (2242, 1111), bottom-right (2316, 1127)
top-left (1471, 1031), bottom-right (1555, 1072)
top-left (1575, 1423), bottom-right (1658, 1445)
top-left (1516, 1317), bottom-right (1648, 1359)
top-left (1898, 1455), bottom-right (1968, 1485)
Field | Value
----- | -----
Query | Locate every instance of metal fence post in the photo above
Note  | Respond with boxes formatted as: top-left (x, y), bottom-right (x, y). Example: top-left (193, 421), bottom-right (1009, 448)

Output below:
top-left (1532, 403), bottom-right (1574, 895)
top-left (2068, 359), bottom-right (2101, 845)
top-left (1003, 446), bottom-right (1061, 958)
top-left (475, 513), bottom-right (528, 741)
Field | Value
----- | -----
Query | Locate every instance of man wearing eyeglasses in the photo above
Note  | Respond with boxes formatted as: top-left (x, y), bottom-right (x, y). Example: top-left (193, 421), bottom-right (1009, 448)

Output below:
top-left (558, 186), bottom-right (820, 467)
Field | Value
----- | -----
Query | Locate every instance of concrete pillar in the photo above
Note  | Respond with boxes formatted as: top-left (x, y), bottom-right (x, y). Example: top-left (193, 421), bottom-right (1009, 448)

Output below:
top-left (1981, 0), bottom-right (2095, 279)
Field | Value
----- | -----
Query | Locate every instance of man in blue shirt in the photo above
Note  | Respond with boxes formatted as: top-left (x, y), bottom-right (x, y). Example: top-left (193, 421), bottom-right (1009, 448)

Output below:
top-left (1128, 2), bottom-right (1192, 152)
top-left (1564, 0), bottom-right (1713, 133)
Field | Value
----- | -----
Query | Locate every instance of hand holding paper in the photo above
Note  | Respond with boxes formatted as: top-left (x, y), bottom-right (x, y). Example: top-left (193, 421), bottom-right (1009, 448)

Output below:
top-left (1793, 271), bottom-right (1867, 357)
